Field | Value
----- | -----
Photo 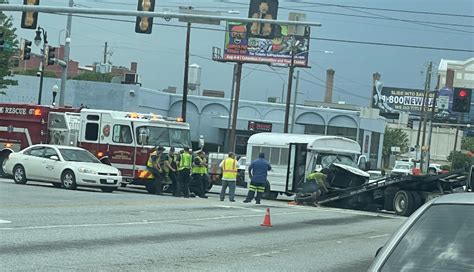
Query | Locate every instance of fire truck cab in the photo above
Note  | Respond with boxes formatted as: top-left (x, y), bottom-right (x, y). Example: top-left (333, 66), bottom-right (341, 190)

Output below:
top-left (1, 103), bottom-right (191, 194)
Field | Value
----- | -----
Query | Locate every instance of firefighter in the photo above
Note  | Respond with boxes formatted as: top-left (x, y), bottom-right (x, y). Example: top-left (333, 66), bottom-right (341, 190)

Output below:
top-left (244, 152), bottom-right (271, 204)
top-left (191, 150), bottom-right (209, 198)
top-left (177, 147), bottom-right (192, 198)
top-left (219, 152), bottom-right (239, 202)
top-left (306, 171), bottom-right (329, 194)
top-left (146, 146), bottom-right (165, 195)
top-left (168, 147), bottom-right (179, 196)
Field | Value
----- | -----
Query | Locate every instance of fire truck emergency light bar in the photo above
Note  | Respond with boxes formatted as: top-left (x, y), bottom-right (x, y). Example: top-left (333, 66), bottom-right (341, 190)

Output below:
top-left (125, 112), bottom-right (184, 123)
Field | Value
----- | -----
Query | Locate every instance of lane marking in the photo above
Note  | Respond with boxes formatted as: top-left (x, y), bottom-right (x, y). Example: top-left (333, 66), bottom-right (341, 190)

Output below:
top-left (215, 205), bottom-right (262, 212)
top-left (0, 210), bottom-right (311, 231)
top-left (368, 234), bottom-right (389, 239)
top-left (0, 219), bottom-right (12, 224)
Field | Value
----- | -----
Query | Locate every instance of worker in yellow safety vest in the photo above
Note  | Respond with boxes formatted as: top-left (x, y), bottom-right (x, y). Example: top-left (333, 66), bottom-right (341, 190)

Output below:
top-left (146, 146), bottom-right (165, 195)
top-left (219, 152), bottom-right (239, 202)
top-left (191, 150), bottom-right (209, 198)
top-left (177, 147), bottom-right (192, 198)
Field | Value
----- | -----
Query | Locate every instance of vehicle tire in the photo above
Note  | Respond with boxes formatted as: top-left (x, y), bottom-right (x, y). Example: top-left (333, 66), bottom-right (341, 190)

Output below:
top-left (13, 165), bottom-right (27, 184)
top-left (162, 184), bottom-right (173, 193)
top-left (0, 153), bottom-right (11, 178)
top-left (393, 190), bottom-right (415, 216)
top-left (146, 181), bottom-right (158, 194)
top-left (383, 187), bottom-right (398, 211)
top-left (52, 182), bottom-right (62, 188)
top-left (61, 170), bottom-right (77, 190)
top-left (101, 187), bottom-right (115, 193)
top-left (263, 182), bottom-right (278, 200)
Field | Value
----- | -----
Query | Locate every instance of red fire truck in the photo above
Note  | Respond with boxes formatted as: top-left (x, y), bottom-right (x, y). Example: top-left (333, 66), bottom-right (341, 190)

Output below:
top-left (0, 103), bottom-right (191, 193)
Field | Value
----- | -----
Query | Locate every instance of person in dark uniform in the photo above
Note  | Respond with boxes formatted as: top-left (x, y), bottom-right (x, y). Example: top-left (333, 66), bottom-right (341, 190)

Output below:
top-left (146, 146), bottom-right (165, 195)
top-left (191, 150), bottom-right (208, 198)
top-left (168, 147), bottom-right (179, 196)
top-left (244, 152), bottom-right (271, 204)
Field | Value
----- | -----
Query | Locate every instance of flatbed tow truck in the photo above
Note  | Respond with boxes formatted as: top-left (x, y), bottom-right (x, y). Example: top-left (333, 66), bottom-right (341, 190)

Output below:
top-left (286, 143), bottom-right (472, 216)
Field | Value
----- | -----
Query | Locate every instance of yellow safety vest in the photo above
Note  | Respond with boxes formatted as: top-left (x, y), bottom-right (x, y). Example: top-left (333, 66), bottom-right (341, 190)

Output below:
top-left (147, 151), bottom-right (157, 168)
top-left (178, 153), bottom-right (192, 171)
top-left (222, 158), bottom-right (238, 180)
top-left (192, 156), bottom-right (207, 174)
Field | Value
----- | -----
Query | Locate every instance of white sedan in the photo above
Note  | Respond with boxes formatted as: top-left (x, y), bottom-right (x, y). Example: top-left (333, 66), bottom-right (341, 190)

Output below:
top-left (3, 144), bottom-right (122, 192)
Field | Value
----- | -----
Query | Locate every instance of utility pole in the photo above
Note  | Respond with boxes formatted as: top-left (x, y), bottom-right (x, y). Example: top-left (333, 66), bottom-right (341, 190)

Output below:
top-left (37, 55), bottom-right (45, 105)
top-left (452, 115), bottom-right (461, 170)
top-left (415, 62), bottom-right (431, 164)
top-left (103, 41), bottom-right (108, 63)
top-left (229, 62), bottom-right (243, 153)
top-left (290, 70), bottom-right (300, 133)
top-left (281, 83), bottom-right (285, 103)
top-left (227, 63), bottom-right (237, 151)
top-left (181, 22), bottom-right (191, 122)
top-left (284, 44), bottom-right (296, 133)
top-left (426, 87), bottom-right (438, 169)
top-left (420, 61), bottom-right (432, 173)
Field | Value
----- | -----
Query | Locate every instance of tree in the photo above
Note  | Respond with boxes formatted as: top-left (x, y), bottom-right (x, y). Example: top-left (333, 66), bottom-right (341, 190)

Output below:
top-left (73, 72), bottom-right (114, 82)
top-left (461, 136), bottom-right (474, 152)
top-left (383, 127), bottom-right (409, 166)
top-left (0, 0), bottom-right (18, 95)
top-left (447, 151), bottom-right (471, 170)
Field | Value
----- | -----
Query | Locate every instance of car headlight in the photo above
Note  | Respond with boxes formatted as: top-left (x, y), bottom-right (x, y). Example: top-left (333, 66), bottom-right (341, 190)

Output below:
top-left (78, 167), bottom-right (98, 175)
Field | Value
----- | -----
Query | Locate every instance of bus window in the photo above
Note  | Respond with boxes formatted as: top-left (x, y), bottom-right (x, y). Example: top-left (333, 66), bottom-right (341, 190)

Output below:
top-left (251, 146), bottom-right (261, 162)
top-left (270, 148), bottom-right (280, 165)
top-left (280, 148), bottom-right (289, 165)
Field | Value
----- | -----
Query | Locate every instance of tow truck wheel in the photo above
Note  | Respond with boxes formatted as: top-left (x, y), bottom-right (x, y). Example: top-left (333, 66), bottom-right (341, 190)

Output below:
top-left (61, 170), bottom-right (77, 190)
top-left (13, 165), bottom-right (27, 184)
top-left (101, 187), bottom-right (115, 193)
top-left (393, 190), bottom-right (415, 216)
top-left (409, 191), bottom-right (423, 210)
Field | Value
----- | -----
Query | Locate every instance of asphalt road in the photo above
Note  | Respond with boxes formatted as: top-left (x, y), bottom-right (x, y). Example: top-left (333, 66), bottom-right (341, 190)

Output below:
top-left (0, 177), bottom-right (406, 272)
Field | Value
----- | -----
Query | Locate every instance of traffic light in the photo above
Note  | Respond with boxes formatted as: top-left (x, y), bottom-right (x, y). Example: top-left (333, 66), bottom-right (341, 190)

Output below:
top-left (20, 39), bottom-right (32, 60)
top-left (46, 46), bottom-right (56, 65)
top-left (407, 119), bottom-right (413, 129)
top-left (0, 31), bottom-right (4, 51)
top-left (135, 0), bottom-right (155, 34)
top-left (21, 0), bottom-right (40, 30)
top-left (452, 87), bottom-right (472, 113)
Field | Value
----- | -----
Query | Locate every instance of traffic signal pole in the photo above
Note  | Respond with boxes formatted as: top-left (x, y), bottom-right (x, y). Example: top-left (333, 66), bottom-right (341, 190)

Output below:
top-left (58, 0), bottom-right (73, 107)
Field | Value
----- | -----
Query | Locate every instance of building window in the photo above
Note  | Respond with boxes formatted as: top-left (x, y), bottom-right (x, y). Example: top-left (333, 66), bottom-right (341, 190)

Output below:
top-left (85, 123), bottom-right (99, 141)
top-left (113, 125), bottom-right (133, 144)
top-left (327, 126), bottom-right (357, 140)
top-left (304, 124), bottom-right (325, 135)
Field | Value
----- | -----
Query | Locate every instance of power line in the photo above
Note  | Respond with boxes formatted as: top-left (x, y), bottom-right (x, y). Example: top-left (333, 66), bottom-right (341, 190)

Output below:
top-left (52, 13), bottom-right (474, 53)
top-left (293, 1), bottom-right (474, 19)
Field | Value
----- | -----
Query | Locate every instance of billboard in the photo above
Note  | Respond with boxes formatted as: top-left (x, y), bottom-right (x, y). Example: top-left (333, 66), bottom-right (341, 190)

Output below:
top-left (372, 85), bottom-right (438, 118)
top-left (222, 0), bottom-right (310, 66)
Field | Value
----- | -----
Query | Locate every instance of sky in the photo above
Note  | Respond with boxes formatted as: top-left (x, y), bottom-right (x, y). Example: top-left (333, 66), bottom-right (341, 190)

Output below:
top-left (3, 0), bottom-right (474, 106)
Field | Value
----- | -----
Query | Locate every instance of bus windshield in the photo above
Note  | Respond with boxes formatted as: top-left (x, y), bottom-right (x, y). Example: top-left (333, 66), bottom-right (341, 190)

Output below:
top-left (136, 126), bottom-right (190, 148)
top-left (319, 154), bottom-right (358, 169)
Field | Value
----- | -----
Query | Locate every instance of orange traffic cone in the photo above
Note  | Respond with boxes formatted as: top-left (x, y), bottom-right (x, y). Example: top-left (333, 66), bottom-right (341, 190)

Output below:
top-left (260, 208), bottom-right (272, 227)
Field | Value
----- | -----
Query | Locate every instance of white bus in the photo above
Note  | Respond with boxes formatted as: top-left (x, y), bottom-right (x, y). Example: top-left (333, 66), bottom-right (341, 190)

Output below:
top-left (246, 133), bottom-right (369, 199)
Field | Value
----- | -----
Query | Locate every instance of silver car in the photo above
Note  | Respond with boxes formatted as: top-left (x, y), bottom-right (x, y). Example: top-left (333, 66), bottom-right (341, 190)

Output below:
top-left (369, 193), bottom-right (474, 271)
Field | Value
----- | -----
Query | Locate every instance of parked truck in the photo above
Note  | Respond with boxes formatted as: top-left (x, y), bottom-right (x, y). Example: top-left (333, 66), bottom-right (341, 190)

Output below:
top-left (0, 103), bottom-right (191, 194)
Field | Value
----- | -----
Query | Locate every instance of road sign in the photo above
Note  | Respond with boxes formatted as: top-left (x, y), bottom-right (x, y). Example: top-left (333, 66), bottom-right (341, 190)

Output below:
top-left (438, 95), bottom-right (449, 110)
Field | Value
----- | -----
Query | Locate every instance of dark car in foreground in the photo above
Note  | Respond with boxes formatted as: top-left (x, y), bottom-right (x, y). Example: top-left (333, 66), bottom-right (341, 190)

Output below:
top-left (369, 192), bottom-right (474, 271)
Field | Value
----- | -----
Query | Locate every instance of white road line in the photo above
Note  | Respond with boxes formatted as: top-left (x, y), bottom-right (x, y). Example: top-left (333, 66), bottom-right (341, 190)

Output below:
top-left (0, 210), bottom-right (311, 231)
top-left (215, 205), bottom-right (262, 212)
top-left (368, 234), bottom-right (389, 239)
top-left (0, 219), bottom-right (12, 224)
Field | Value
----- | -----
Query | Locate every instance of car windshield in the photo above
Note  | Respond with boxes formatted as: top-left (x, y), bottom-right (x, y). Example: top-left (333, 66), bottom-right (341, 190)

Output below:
top-left (137, 126), bottom-right (191, 148)
top-left (381, 204), bottom-right (474, 271)
top-left (395, 164), bottom-right (411, 170)
top-left (59, 149), bottom-right (101, 163)
top-left (320, 154), bottom-right (358, 169)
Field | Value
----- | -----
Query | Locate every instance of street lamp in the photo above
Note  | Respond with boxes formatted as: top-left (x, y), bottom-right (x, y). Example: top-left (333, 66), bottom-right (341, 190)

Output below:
top-left (34, 26), bottom-right (48, 105)
top-left (52, 84), bottom-right (59, 106)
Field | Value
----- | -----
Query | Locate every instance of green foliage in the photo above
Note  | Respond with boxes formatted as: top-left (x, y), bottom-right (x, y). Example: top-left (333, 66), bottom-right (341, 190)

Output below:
top-left (13, 69), bottom-right (57, 78)
top-left (0, 0), bottom-right (19, 94)
top-left (447, 151), bottom-right (471, 170)
top-left (461, 136), bottom-right (474, 152)
top-left (72, 72), bottom-right (114, 82)
top-left (383, 127), bottom-right (409, 159)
